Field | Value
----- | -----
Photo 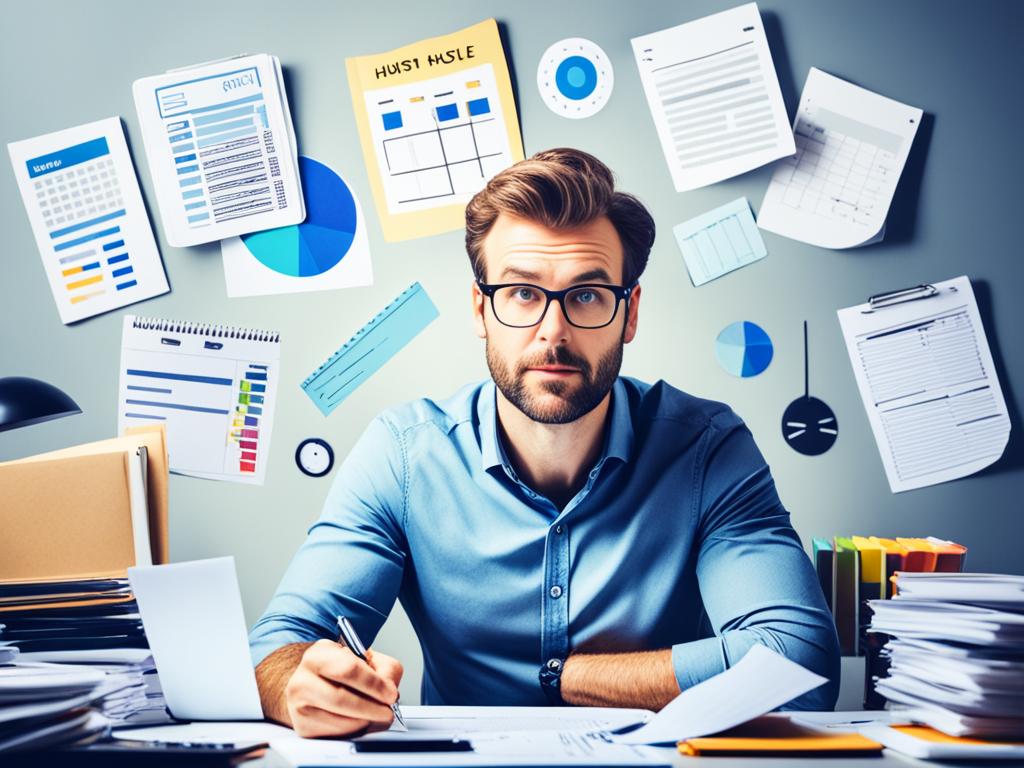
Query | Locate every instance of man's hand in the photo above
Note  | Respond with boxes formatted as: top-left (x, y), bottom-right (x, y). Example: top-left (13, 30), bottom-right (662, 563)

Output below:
top-left (256, 639), bottom-right (404, 738)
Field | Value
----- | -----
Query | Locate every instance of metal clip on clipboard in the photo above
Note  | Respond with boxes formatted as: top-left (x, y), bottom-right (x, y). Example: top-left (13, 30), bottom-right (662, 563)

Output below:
top-left (861, 283), bottom-right (959, 313)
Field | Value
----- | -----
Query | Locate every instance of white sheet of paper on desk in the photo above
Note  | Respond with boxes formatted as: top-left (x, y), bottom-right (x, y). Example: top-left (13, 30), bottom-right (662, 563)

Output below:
top-left (631, 3), bottom-right (795, 192)
top-left (377, 705), bottom-right (651, 736)
top-left (758, 68), bottom-right (922, 248)
top-left (674, 197), bottom-right (766, 286)
top-left (837, 276), bottom-right (1009, 493)
top-left (132, 54), bottom-right (304, 247)
top-left (612, 644), bottom-right (827, 745)
top-left (7, 117), bottom-right (169, 324)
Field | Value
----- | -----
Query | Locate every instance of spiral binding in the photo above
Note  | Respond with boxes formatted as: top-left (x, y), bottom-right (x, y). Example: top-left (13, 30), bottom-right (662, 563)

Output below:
top-left (131, 316), bottom-right (280, 343)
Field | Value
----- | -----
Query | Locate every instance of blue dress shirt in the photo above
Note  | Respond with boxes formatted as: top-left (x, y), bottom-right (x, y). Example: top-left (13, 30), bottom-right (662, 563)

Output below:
top-left (249, 377), bottom-right (840, 709)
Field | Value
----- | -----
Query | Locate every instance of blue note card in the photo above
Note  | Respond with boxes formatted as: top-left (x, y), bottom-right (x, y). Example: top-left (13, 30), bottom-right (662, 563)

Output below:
top-left (301, 282), bottom-right (439, 416)
top-left (673, 197), bottom-right (767, 286)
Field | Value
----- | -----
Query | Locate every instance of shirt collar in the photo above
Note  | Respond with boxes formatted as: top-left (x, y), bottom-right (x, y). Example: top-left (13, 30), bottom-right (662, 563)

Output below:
top-left (478, 377), bottom-right (634, 472)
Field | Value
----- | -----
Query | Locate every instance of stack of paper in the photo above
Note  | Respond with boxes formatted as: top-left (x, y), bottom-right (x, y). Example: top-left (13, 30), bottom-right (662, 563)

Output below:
top-left (133, 54), bottom-right (304, 247)
top-left (868, 572), bottom-right (1024, 737)
top-left (0, 665), bottom-right (110, 753)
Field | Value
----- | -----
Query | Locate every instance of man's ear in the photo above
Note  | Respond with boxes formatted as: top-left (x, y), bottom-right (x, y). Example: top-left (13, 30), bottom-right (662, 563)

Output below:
top-left (623, 284), bottom-right (641, 344)
top-left (472, 280), bottom-right (487, 339)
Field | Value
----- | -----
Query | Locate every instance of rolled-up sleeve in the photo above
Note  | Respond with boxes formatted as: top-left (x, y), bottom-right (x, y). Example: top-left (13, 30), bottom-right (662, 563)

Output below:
top-left (248, 416), bottom-right (408, 667)
top-left (670, 411), bottom-right (841, 711)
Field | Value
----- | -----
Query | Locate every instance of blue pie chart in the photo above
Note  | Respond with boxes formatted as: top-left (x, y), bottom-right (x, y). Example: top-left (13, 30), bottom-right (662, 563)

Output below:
top-left (555, 55), bottom-right (598, 100)
top-left (715, 321), bottom-right (774, 378)
top-left (240, 156), bottom-right (357, 277)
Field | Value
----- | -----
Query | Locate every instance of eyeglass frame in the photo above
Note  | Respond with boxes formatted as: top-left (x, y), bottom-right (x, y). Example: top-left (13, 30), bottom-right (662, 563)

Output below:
top-left (476, 280), bottom-right (637, 329)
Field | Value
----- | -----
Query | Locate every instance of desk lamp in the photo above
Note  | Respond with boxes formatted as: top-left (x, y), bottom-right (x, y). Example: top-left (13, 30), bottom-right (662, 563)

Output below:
top-left (0, 376), bottom-right (82, 432)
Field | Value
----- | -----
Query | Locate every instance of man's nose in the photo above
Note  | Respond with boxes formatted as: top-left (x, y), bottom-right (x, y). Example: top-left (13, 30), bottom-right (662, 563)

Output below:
top-left (536, 297), bottom-right (572, 345)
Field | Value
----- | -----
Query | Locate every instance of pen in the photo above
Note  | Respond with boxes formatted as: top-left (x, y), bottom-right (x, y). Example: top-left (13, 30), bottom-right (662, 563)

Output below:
top-left (337, 615), bottom-right (407, 731)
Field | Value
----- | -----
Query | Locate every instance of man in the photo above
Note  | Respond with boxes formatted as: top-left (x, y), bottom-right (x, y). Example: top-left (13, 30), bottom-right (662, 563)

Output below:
top-left (250, 148), bottom-right (840, 737)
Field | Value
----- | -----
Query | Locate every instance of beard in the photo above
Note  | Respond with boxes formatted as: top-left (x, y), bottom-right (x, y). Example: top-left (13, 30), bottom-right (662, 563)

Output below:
top-left (487, 339), bottom-right (623, 425)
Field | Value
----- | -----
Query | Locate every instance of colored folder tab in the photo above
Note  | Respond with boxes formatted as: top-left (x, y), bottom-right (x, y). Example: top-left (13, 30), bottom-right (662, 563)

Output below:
top-left (869, 537), bottom-right (907, 598)
top-left (678, 716), bottom-right (883, 757)
top-left (852, 536), bottom-right (886, 598)
top-left (895, 537), bottom-right (940, 572)
top-left (924, 536), bottom-right (967, 572)
top-left (832, 537), bottom-right (859, 655)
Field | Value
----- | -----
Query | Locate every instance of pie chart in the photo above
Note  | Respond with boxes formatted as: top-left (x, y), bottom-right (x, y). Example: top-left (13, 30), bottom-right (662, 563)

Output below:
top-left (537, 38), bottom-right (614, 119)
top-left (240, 156), bottom-right (357, 277)
top-left (715, 321), bottom-right (774, 377)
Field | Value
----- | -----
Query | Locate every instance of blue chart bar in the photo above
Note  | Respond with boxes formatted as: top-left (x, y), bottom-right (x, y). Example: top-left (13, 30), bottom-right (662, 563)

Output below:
top-left (245, 371), bottom-right (268, 381)
top-left (107, 253), bottom-right (129, 265)
top-left (244, 416), bottom-right (258, 426)
top-left (170, 131), bottom-right (194, 143)
top-left (125, 398), bottom-right (229, 415)
top-left (182, 189), bottom-right (204, 200)
top-left (436, 103), bottom-right (459, 121)
top-left (116, 280), bottom-right (138, 290)
top-left (103, 239), bottom-right (125, 251)
top-left (468, 97), bottom-right (491, 116)
top-left (250, 383), bottom-right (266, 393)
top-left (127, 385), bottom-right (172, 394)
top-left (247, 406), bottom-right (262, 415)
top-left (179, 176), bottom-right (202, 187)
top-left (174, 153), bottom-right (197, 164)
top-left (126, 368), bottom-right (232, 386)
top-left (176, 164), bottom-right (199, 175)
top-left (49, 208), bottom-right (126, 240)
top-left (53, 225), bottom-right (121, 251)
top-left (249, 395), bottom-right (264, 404)
top-left (187, 213), bottom-right (209, 223)
top-left (192, 104), bottom-right (255, 127)
top-left (125, 412), bottom-right (167, 420)
top-left (81, 261), bottom-right (100, 271)
top-left (112, 266), bottom-right (134, 278)
top-left (172, 143), bottom-right (196, 154)
top-left (184, 201), bottom-right (206, 211)
top-left (382, 111), bottom-right (403, 130)
top-left (195, 117), bottom-right (253, 137)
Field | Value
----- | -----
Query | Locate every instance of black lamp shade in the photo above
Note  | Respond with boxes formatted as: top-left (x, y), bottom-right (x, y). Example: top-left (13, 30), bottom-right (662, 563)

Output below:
top-left (0, 376), bottom-right (82, 432)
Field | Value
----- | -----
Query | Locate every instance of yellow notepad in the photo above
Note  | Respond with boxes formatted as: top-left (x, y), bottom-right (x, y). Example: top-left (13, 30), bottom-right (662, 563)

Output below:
top-left (678, 718), bottom-right (883, 757)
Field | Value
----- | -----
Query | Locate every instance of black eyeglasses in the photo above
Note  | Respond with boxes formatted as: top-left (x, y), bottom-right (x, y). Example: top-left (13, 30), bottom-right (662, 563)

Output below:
top-left (477, 281), bottom-right (635, 329)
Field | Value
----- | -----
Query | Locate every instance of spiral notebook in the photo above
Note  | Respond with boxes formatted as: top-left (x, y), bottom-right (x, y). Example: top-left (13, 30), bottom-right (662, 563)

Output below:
top-left (117, 315), bottom-right (280, 485)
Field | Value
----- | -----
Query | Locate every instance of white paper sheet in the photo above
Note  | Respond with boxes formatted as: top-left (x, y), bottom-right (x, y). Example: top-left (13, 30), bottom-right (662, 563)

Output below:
top-left (758, 68), bottom-right (922, 248)
top-left (673, 197), bottom-right (766, 285)
top-left (631, 3), bottom-right (794, 192)
top-left (377, 706), bottom-right (651, 737)
top-left (115, 721), bottom-right (298, 744)
top-left (132, 54), bottom-right (304, 247)
top-left (127, 557), bottom-right (263, 721)
top-left (7, 117), bottom-right (169, 324)
top-left (612, 644), bottom-right (827, 745)
top-left (837, 276), bottom-right (1009, 492)
top-left (272, 730), bottom-right (669, 767)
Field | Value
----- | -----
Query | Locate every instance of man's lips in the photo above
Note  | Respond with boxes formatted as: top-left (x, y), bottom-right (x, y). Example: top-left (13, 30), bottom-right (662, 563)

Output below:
top-left (528, 366), bottom-right (580, 374)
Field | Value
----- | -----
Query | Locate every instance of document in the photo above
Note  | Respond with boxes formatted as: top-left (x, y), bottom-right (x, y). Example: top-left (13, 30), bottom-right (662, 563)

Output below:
top-left (301, 283), bottom-right (438, 416)
top-left (758, 68), bottom-right (922, 248)
top-left (7, 117), bottom-right (169, 324)
top-left (673, 197), bottom-right (766, 285)
top-left (346, 19), bottom-right (524, 240)
top-left (613, 644), bottom-right (827, 745)
top-left (837, 276), bottom-right (1010, 493)
top-left (118, 315), bottom-right (281, 484)
top-left (631, 3), bottom-right (794, 192)
top-left (128, 557), bottom-right (263, 721)
top-left (133, 54), bottom-right (304, 247)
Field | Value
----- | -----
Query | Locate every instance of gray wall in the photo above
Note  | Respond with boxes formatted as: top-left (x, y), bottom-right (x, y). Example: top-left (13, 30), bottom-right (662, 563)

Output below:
top-left (2, 0), bottom-right (1022, 705)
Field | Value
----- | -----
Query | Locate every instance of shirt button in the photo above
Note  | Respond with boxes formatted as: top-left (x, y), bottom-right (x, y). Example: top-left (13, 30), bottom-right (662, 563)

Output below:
top-left (555, 525), bottom-right (563, 534)
top-left (549, 585), bottom-right (563, 599)
top-left (546, 658), bottom-right (562, 671)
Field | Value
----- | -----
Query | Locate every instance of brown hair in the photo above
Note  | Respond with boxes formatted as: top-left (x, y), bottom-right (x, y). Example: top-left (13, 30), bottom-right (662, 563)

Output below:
top-left (465, 148), bottom-right (655, 285)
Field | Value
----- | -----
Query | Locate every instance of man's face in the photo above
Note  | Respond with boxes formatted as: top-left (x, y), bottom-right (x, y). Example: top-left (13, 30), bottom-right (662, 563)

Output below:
top-left (472, 214), bottom-right (641, 425)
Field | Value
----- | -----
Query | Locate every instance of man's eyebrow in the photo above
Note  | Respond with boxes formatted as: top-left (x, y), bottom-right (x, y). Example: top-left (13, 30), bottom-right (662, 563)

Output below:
top-left (571, 268), bottom-right (613, 283)
top-left (496, 266), bottom-right (615, 283)
top-left (498, 266), bottom-right (542, 281)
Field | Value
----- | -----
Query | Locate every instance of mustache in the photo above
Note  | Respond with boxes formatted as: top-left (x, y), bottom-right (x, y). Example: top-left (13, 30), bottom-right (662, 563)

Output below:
top-left (516, 347), bottom-right (592, 376)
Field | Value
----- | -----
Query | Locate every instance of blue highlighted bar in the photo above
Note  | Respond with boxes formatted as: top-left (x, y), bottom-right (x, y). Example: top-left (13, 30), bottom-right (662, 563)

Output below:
top-left (116, 280), bottom-right (138, 290)
top-left (103, 239), bottom-right (125, 251)
top-left (175, 93), bottom-right (264, 118)
top-left (53, 225), bottom-right (121, 252)
top-left (192, 104), bottom-right (255, 127)
top-left (244, 416), bottom-right (258, 426)
top-left (436, 103), bottom-right (459, 121)
top-left (179, 176), bottom-right (202, 187)
top-left (174, 153), bottom-right (197, 164)
top-left (176, 164), bottom-right (199, 175)
top-left (82, 261), bottom-right (101, 271)
top-left (107, 253), bottom-right (129, 265)
top-left (182, 188), bottom-right (204, 199)
top-left (197, 126), bottom-right (255, 149)
top-left (169, 131), bottom-right (194, 143)
top-left (382, 111), bottom-right (402, 130)
top-left (250, 383), bottom-right (266, 393)
top-left (245, 371), bottom-right (268, 381)
top-left (256, 104), bottom-right (269, 129)
top-left (49, 208), bottom-right (125, 239)
top-left (112, 265), bottom-right (134, 278)
top-left (187, 212), bottom-right (210, 223)
top-left (184, 201), bottom-right (206, 210)
top-left (127, 369), bottom-right (232, 386)
top-left (27, 137), bottom-right (109, 178)
top-left (467, 97), bottom-right (491, 116)
top-left (247, 406), bottom-right (263, 415)
top-left (127, 385), bottom-right (171, 394)
top-left (249, 394), bottom-right (265, 404)
top-left (125, 412), bottom-right (167, 420)
top-left (125, 398), bottom-right (228, 415)
top-left (172, 143), bottom-right (196, 154)
top-left (195, 117), bottom-right (253, 137)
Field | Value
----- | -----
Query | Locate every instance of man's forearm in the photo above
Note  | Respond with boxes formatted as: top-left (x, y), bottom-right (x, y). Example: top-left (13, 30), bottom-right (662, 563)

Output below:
top-left (560, 649), bottom-right (680, 710)
top-left (254, 642), bottom-right (313, 725)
